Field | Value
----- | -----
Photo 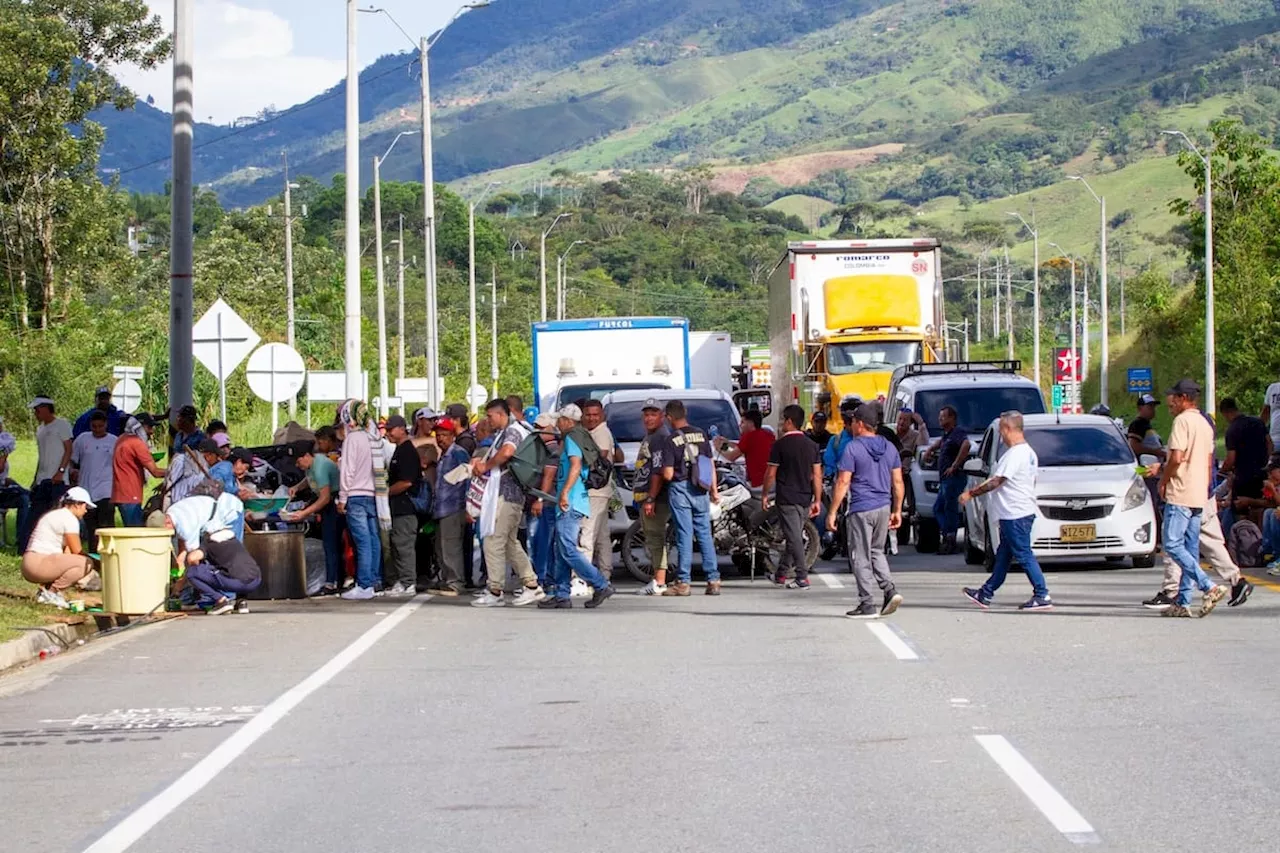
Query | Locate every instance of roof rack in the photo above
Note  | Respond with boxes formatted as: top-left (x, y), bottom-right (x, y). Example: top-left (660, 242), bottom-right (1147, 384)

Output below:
top-left (891, 360), bottom-right (1023, 382)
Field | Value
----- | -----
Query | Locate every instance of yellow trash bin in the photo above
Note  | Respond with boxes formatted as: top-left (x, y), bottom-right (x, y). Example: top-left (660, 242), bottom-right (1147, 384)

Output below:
top-left (98, 528), bottom-right (174, 614)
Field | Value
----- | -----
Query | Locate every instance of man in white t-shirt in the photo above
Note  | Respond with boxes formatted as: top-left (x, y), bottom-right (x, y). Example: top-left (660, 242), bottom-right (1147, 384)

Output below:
top-left (959, 411), bottom-right (1053, 611)
top-left (23, 396), bottom-right (73, 550)
top-left (579, 400), bottom-right (622, 580)
top-left (70, 410), bottom-right (118, 552)
top-left (1262, 382), bottom-right (1280, 450)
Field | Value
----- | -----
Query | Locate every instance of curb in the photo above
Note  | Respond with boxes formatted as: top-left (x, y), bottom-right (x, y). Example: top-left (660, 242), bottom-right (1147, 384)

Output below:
top-left (0, 618), bottom-right (100, 673)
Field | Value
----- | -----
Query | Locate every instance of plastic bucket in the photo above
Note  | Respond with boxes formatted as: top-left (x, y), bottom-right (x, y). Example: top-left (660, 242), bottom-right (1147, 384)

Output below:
top-left (98, 528), bottom-right (174, 614)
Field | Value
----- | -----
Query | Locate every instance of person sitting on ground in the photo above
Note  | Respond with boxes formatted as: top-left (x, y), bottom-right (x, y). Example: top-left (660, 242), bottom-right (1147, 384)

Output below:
top-left (22, 486), bottom-right (101, 609)
top-left (158, 491), bottom-right (258, 615)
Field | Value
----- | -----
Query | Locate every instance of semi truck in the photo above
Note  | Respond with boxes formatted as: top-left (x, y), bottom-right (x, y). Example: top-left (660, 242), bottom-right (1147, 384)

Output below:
top-left (531, 317), bottom-right (691, 414)
top-left (768, 239), bottom-right (944, 421)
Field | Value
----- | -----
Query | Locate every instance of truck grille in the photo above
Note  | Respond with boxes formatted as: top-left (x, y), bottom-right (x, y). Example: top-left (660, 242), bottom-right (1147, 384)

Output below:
top-left (1039, 504), bottom-right (1112, 521)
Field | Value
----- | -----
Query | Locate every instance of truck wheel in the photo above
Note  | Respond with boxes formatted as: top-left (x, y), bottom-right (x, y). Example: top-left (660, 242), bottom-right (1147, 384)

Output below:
top-left (621, 520), bottom-right (654, 583)
top-left (1131, 553), bottom-right (1156, 569)
top-left (916, 518), bottom-right (940, 554)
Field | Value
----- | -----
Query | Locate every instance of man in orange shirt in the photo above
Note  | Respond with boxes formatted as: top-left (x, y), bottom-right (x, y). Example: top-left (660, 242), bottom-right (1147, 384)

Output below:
top-left (717, 409), bottom-right (775, 488)
top-left (112, 414), bottom-right (166, 528)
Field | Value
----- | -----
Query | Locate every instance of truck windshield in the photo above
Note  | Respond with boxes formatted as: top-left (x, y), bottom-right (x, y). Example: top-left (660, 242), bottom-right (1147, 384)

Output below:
top-left (556, 383), bottom-right (668, 410)
top-left (1011, 424), bottom-right (1134, 467)
top-left (827, 341), bottom-right (920, 375)
top-left (606, 399), bottom-right (741, 444)
top-left (914, 387), bottom-right (1047, 437)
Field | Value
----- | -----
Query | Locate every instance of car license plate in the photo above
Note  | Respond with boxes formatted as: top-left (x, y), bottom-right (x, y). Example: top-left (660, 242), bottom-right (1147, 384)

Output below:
top-left (1060, 524), bottom-right (1096, 544)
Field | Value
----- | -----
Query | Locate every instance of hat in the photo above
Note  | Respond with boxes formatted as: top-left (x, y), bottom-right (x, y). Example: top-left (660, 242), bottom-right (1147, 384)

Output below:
top-left (1136, 393), bottom-right (1159, 407)
top-left (413, 407), bottom-right (439, 421)
top-left (556, 404), bottom-right (583, 422)
top-left (286, 440), bottom-right (315, 459)
top-left (642, 397), bottom-right (662, 412)
top-left (434, 417), bottom-right (456, 433)
top-left (228, 447), bottom-right (254, 464)
top-left (534, 413), bottom-right (556, 429)
top-left (28, 396), bottom-right (54, 409)
top-left (839, 396), bottom-right (862, 414)
top-left (812, 411), bottom-right (828, 422)
top-left (134, 412), bottom-right (158, 428)
top-left (210, 432), bottom-right (232, 449)
top-left (63, 486), bottom-right (96, 508)
top-left (95, 385), bottom-right (111, 397)
top-left (178, 404), bottom-right (199, 420)
top-left (385, 414), bottom-right (408, 431)
top-left (445, 403), bottom-right (468, 420)
top-left (1166, 378), bottom-right (1202, 398)
top-left (853, 404), bottom-right (879, 428)
top-left (196, 438), bottom-right (220, 454)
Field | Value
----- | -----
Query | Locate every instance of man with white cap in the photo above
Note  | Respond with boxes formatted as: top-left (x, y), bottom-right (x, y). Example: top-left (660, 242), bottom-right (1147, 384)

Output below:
top-left (412, 407), bottom-right (440, 449)
top-left (73, 386), bottom-right (127, 438)
top-left (25, 396), bottom-right (73, 549)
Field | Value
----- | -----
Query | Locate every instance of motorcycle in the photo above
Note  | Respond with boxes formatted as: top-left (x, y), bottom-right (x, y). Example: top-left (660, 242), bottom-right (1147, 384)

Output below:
top-left (620, 463), bottom-right (820, 583)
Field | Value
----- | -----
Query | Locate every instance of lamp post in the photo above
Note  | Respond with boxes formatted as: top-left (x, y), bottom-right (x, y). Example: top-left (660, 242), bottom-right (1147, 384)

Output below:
top-left (1007, 212), bottom-right (1041, 387)
top-left (1050, 243), bottom-right (1080, 413)
top-left (540, 212), bottom-right (571, 321)
top-left (169, 0), bottom-right (195, 421)
top-left (362, 1), bottom-right (491, 409)
top-left (469, 181), bottom-right (500, 408)
top-left (373, 130), bottom-right (418, 416)
top-left (343, 0), bottom-right (362, 399)
top-left (1162, 129), bottom-right (1216, 416)
top-left (389, 216), bottom-right (407, 382)
top-left (1068, 175), bottom-right (1109, 409)
top-left (490, 265), bottom-right (499, 400)
top-left (280, 153), bottom-right (302, 417)
top-left (558, 240), bottom-right (585, 319)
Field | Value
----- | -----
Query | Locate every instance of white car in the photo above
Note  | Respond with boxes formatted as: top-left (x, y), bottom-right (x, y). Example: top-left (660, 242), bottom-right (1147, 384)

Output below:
top-left (961, 414), bottom-right (1157, 568)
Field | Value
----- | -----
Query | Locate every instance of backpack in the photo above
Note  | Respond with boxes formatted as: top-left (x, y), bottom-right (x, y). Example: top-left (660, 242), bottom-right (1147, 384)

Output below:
top-left (567, 425), bottom-right (614, 491)
top-left (508, 431), bottom-right (555, 499)
top-left (1228, 518), bottom-right (1263, 568)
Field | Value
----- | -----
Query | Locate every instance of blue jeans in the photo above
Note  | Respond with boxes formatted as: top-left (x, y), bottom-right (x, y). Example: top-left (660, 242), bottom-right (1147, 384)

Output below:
top-left (982, 515), bottom-right (1049, 599)
top-left (319, 504), bottom-right (344, 586)
top-left (117, 503), bottom-right (144, 528)
top-left (1164, 503), bottom-right (1210, 606)
top-left (668, 479), bottom-right (719, 584)
top-left (186, 562), bottom-right (260, 606)
top-left (1, 485), bottom-right (31, 545)
top-left (933, 474), bottom-right (966, 537)
top-left (550, 510), bottom-right (609, 599)
top-left (1264, 509), bottom-right (1280, 560)
top-left (528, 510), bottom-right (554, 589)
top-left (345, 496), bottom-right (381, 590)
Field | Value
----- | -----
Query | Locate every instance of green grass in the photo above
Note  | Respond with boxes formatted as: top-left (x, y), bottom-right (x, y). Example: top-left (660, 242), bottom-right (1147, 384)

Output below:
top-left (767, 194), bottom-right (836, 233)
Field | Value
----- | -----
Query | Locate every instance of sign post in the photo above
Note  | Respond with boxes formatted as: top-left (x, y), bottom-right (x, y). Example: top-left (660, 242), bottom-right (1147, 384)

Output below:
top-left (1051, 384), bottom-right (1064, 413)
top-left (192, 299), bottom-right (261, 423)
top-left (111, 366), bottom-right (145, 413)
top-left (1127, 367), bottom-right (1154, 396)
top-left (306, 370), bottom-right (368, 428)
top-left (246, 343), bottom-right (307, 434)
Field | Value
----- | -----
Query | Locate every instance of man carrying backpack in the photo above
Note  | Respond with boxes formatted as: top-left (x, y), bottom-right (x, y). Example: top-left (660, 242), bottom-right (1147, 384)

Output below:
top-left (471, 399), bottom-right (543, 608)
top-left (656, 399), bottom-right (721, 596)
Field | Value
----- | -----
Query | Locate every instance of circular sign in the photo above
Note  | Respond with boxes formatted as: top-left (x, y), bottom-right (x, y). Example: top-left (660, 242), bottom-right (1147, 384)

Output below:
top-left (112, 378), bottom-right (143, 413)
top-left (466, 383), bottom-right (489, 411)
top-left (246, 343), bottom-right (307, 403)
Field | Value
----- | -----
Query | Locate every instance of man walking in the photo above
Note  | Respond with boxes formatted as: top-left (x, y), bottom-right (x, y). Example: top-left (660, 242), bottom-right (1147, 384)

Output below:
top-left (635, 398), bottom-right (672, 596)
top-left (429, 419), bottom-right (470, 597)
top-left (471, 399), bottom-right (543, 607)
top-left (70, 411), bottom-right (117, 551)
top-left (960, 412), bottom-right (1053, 611)
top-left (1154, 379), bottom-right (1226, 618)
top-left (654, 400), bottom-right (721, 597)
top-left (384, 415), bottom-right (422, 596)
top-left (579, 399), bottom-right (620, 580)
top-left (763, 405), bottom-right (822, 589)
top-left (826, 404), bottom-right (904, 618)
top-left (924, 405), bottom-right (970, 555)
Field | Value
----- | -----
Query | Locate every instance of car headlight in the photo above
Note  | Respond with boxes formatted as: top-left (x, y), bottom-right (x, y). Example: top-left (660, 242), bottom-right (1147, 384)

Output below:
top-left (1122, 476), bottom-right (1147, 512)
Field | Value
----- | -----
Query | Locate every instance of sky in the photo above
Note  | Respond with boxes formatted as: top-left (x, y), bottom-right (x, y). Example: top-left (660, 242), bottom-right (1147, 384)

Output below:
top-left (111, 1), bottom-right (458, 124)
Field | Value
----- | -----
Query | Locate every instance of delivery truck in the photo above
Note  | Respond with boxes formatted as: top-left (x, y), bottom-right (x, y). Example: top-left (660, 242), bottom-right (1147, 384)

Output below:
top-left (768, 239), bottom-right (944, 422)
top-left (689, 331), bottom-right (733, 395)
top-left (531, 317), bottom-right (691, 414)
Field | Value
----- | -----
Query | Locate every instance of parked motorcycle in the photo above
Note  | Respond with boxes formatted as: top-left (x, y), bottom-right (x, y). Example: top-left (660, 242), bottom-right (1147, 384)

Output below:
top-left (620, 463), bottom-right (820, 583)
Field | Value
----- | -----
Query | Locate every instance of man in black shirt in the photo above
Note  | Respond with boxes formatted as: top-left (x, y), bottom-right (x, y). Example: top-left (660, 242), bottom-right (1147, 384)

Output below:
top-left (805, 411), bottom-right (833, 451)
top-left (763, 404), bottom-right (822, 589)
top-left (385, 415), bottom-right (422, 596)
top-left (656, 400), bottom-right (720, 596)
top-left (1222, 397), bottom-right (1270, 501)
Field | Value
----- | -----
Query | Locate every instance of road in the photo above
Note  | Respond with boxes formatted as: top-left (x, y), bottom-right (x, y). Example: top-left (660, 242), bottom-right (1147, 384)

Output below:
top-left (3, 547), bottom-right (1279, 853)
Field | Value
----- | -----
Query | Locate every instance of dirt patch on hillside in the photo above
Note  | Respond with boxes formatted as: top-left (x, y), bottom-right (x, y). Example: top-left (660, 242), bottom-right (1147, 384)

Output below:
top-left (709, 144), bottom-right (905, 194)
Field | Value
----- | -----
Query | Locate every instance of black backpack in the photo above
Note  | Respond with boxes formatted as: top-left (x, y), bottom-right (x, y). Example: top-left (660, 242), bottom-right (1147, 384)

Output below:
top-left (567, 425), bottom-right (614, 491)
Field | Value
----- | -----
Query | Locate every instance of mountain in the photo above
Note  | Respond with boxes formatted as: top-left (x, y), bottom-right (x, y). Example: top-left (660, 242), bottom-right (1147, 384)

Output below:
top-left (95, 0), bottom-right (1280, 207)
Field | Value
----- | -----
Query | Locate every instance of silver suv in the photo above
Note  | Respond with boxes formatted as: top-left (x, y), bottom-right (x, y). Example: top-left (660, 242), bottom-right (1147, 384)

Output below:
top-left (882, 361), bottom-right (1046, 553)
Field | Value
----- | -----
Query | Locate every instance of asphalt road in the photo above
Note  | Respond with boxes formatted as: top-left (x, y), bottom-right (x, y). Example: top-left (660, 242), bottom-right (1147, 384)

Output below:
top-left (3, 547), bottom-right (1279, 853)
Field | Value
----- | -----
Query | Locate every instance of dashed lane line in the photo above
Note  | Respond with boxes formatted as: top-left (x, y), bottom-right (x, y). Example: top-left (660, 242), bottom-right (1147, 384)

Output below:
top-left (865, 621), bottom-right (920, 661)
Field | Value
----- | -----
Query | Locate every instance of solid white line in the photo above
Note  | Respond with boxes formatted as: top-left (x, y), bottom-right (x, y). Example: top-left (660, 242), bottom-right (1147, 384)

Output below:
top-left (817, 572), bottom-right (843, 588)
top-left (975, 735), bottom-right (1100, 844)
top-left (865, 621), bottom-right (919, 660)
top-left (83, 595), bottom-right (427, 853)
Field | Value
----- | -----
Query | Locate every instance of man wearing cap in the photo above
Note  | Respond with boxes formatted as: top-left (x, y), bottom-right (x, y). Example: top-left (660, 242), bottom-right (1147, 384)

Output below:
top-left (827, 404), bottom-right (905, 618)
top-left (25, 396), bottom-right (73, 549)
top-left (527, 412), bottom-right (561, 591)
top-left (805, 411), bottom-right (833, 452)
top-left (579, 399), bottom-right (621, 580)
top-left (411, 408), bottom-right (439, 449)
top-left (471, 399), bottom-right (542, 607)
top-left (202, 440), bottom-right (237, 497)
top-left (634, 398), bottom-right (673, 595)
top-left (1156, 379), bottom-right (1227, 618)
top-left (162, 491), bottom-right (259, 616)
top-left (282, 441), bottom-right (343, 595)
top-left (112, 414), bottom-right (166, 528)
top-left (429, 418), bottom-right (471, 596)
top-left (653, 399), bottom-right (721, 597)
top-left (823, 399), bottom-right (860, 478)
top-left (923, 405), bottom-right (971, 555)
top-left (70, 411), bottom-right (118, 551)
top-left (1128, 393), bottom-right (1165, 461)
top-left (537, 404), bottom-right (614, 609)
top-left (379, 415), bottom-right (422, 596)
top-left (73, 386), bottom-right (127, 438)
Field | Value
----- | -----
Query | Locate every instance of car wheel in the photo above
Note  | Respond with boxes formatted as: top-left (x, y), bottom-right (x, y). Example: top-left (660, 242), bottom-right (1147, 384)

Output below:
top-left (916, 518), bottom-right (940, 554)
top-left (1131, 553), bottom-right (1156, 569)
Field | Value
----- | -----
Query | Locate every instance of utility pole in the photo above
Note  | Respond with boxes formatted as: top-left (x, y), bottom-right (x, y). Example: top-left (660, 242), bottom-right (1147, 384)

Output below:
top-left (420, 35), bottom-right (440, 410)
top-left (1008, 212), bottom-right (1040, 386)
top-left (397, 215), bottom-right (405, 382)
top-left (170, 0), bottom-right (194, 422)
top-left (343, 0), bottom-right (362, 400)
top-left (540, 212), bottom-right (571, 322)
top-left (373, 154), bottom-right (388, 417)
top-left (1005, 247), bottom-right (1014, 361)
top-left (1069, 175), bottom-right (1110, 409)
top-left (490, 264), bottom-right (499, 400)
top-left (282, 153), bottom-right (299, 418)
top-left (993, 254), bottom-right (1001, 337)
top-left (976, 254), bottom-right (982, 344)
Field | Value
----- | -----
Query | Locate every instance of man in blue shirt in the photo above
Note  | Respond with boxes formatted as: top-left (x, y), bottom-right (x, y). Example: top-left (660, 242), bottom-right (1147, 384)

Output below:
top-left (73, 386), bottom-right (128, 438)
top-left (822, 401), bottom-right (860, 478)
top-left (538, 405), bottom-right (614, 609)
top-left (923, 405), bottom-right (971, 555)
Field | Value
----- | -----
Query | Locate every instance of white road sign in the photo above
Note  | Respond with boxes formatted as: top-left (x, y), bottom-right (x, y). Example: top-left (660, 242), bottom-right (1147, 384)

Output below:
top-left (467, 383), bottom-right (489, 411)
top-left (112, 378), bottom-right (142, 413)
top-left (246, 343), bottom-right (307, 403)
top-left (192, 298), bottom-right (260, 381)
top-left (396, 378), bottom-right (436, 405)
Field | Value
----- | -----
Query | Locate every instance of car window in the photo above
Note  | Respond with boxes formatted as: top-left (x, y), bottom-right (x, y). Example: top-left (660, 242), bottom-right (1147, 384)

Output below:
top-left (1013, 424), bottom-right (1136, 466)
top-left (914, 386), bottom-right (1047, 437)
top-left (605, 399), bottom-right (742, 444)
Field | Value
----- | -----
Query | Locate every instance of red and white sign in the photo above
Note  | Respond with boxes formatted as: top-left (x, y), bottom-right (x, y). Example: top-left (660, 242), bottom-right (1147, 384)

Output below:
top-left (1054, 348), bottom-right (1081, 384)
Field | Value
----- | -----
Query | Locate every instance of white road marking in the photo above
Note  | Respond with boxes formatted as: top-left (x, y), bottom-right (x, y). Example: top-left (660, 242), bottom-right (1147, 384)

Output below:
top-left (975, 735), bottom-right (1100, 845)
top-left (82, 595), bottom-right (427, 853)
top-left (865, 621), bottom-right (919, 660)
top-left (817, 573), bottom-right (843, 588)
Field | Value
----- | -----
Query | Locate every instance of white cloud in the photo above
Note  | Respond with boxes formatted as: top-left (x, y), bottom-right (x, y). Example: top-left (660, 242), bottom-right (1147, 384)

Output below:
top-left (111, 1), bottom-right (347, 124)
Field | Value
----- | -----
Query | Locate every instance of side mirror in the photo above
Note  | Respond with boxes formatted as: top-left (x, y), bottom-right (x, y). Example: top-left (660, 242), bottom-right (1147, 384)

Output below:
top-left (962, 457), bottom-right (986, 477)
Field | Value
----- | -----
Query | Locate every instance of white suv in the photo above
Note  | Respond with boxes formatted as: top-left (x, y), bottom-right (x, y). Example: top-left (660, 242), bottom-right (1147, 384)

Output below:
top-left (882, 361), bottom-right (1046, 553)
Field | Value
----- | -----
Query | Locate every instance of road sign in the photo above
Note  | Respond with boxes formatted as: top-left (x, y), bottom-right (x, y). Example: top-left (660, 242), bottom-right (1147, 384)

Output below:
top-left (246, 344), bottom-right (306, 433)
top-left (1054, 348), bottom-right (1081, 384)
top-left (1127, 367), bottom-right (1154, 395)
top-left (112, 365), bottom-right (144, 382)
top-left (396, 378), bottom-right (437, 406)
top-left (305, 370), bottom-right (368, 428)
top-left (466, 383), bottom-right (489, 412)
top-left (192, 298), bottom-right (260, 422)
top-left (1051, 384), bottom-right (1064, 411)
top-left (112, 378), bottom-right (142, 413)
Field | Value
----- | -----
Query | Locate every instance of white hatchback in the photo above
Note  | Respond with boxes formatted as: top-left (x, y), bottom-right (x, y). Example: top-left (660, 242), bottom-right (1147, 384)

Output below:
top-left (961, 414), bottom-right (1157, 568)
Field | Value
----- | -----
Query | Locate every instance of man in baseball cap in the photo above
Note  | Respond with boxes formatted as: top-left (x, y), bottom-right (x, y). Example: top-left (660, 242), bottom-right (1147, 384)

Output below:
top-left (73, 385), bottom-right (126, 438)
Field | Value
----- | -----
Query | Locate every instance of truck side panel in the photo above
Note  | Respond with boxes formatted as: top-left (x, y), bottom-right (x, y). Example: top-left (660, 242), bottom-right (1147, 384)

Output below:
top-left (767, 254), bottom-right (795, 427)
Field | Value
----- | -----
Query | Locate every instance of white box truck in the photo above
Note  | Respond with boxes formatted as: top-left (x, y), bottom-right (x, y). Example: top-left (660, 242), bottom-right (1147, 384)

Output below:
top-left (689, 331), bottom-right (733, 395)
top-left (531, 317), bottom-right (691, 414)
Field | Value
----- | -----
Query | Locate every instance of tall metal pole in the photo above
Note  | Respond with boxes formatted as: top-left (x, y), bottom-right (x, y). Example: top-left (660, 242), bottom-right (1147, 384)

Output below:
top-left (1032, 229), bottom-right (1040, 388)
top-left (1005, 247), bottom-right (1014, 361)
top-left (556, 255), bottom-right (564, 320)
top-left (468, 200), bottom-right (478, 408)
top-left (374, 155), bottom-right (389, 417)
top-left (1083, 266), bottom-right (1090, 386)
top-left (283, 153), bottom-right (297, 419)
top-left (993, 254), bottom-right (1001, 337)
top-left (1099, 195), bottom-right (1110, 410)
top-left (540, 230), bottom-right (549, 323)
top-left (1069, 260), bottom-right (1078, 412)
top-left (397, 215), bottom-right (405, 382)
top-left (169, 0), bottom-right (195, 422)
top-left (421, 36), bottom-right (440, 410)
top-left (343, 0), bottom-right (362, 400)
top-left (490, 265), bottom-right (499, 400)
top-left (1204, 154), bottom-right (1215, 417)
top-left (963, 318), bottom-right (970, 362)
top-left (976, 254), bottom-right (983, 344)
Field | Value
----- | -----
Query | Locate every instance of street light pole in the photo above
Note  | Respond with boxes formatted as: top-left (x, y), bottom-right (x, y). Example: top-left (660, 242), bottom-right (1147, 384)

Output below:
top-left (169, 0), bottom-right (194, 421)
top-left (396, 216), bottom-right (405, 382)
top-left (540, 212), bottom-right (571, 321)
top-left (372, 131), bottom-right (417, 417)
top-left (558, 239), bottom-right (585, 320)
top-left (490, 265), bottom-right (499, 400)
top-left (282, 153), bottom-right (300, 418)
top-left (976, 254), bottom-right (982, 344)
top-left (1068, 175), bottom-right (1109, 409)
top-left (468, 181), bottom-right (500, 409)
top-left (1005, 246), bottom-right (1014, 361)
top-left (1008, 212), bottom-right (1040, 387)
top-left (342, 0), bottom-right (364, 399)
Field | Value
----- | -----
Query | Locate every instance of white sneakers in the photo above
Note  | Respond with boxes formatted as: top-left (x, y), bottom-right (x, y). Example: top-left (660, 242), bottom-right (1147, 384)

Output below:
top-left (78, 569), bottom-right (102, 592)
top-left (471, 590), bottom-right (506, 608)
top-left (340, 586), bottom-right (376, 601)
top-left (510, 586), bottom-right (545, 607)
top-left (36, 587), bottom-right (69, 609)
top-left (635, 580), bottom-right (667, 596)
top-left (386, 582), bottom-right (416, 596)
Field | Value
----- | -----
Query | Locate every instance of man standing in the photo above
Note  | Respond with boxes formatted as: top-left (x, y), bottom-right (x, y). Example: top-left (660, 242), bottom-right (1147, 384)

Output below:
top-left (635, 398), bottom-right (672, 596)
top-left (1154, 379), bottom-right (1227, 618)
top-left (1262, 380), bottom-right (1280, 454)
top-left (579, 399), bottom-right (619, 581)
top-left (895, 409), bottom-right (927, 463)
top-left (1127, 394), bottom-right (1165, 461)
top-left (826, 404), bottom-right (904, 618)
top-left (822, 400), bottom-right (859, 478)
top-left (528, 413), bottom-right (561, 592)
top-left (924, 405), bottom-right (971, 555)
top-left (506, 395), bottom-right (529, 429)
top-left (1220, 397), bottom-right (1270, 512)
top-left (203, 440), bottom-right (238, 497)
top-left (960, 412), bottom-right (1052, 611)
top-left (430, 419), bottom-right (470, 597)
top-left (73, 386), bottom-right (127, 438)
top-left (112, 414), bottom-right (165, 528)
top-left (169, 405), bottom-right (205, 458)
top-left (282, 441), bottom-right (342, 595)
top-left (717, 409), bottom-right (775, 488)
top-left (656, 400), bottom-right (721, 597)
top-left (805, 411), bottom-right (833, 452)
top-left (537, 405), bottom-right (614, 609)
top-left (25, 396), bottom-right (73, 548)
top-left (763, 405), bottom-right (822, 589)
top-left (70, 411), bottom-right (117, 551)
top-left (471, 399), bottom-right (542, 607)
top-left (383, 415), bottom-right (422, 596)
top-left (411, 407), bottom-right (439, 449)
